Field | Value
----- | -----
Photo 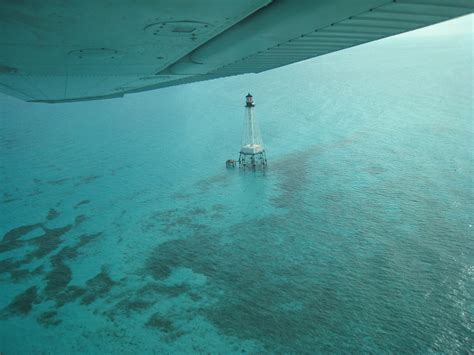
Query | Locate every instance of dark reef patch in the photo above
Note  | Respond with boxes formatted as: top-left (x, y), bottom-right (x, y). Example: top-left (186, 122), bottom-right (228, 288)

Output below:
top-left (141, 221), bottom-right (157, 233)
top-left (2, 286), bottom-right (39, 316)
top-left (188, 292), bottom-right (202, 302)
top-left (144, 232), bottom-right (220, 282)
top-left (1, 223), bottom-right (42, 247)
top-left (2, 192), bottom-right (20, 203)
top-left (145, 259), bottom-right (173, 279)
top-left (74, 175), bottom-right (100, 186)
top-left (121, 299), bottom-right (155, 312)
top-left (47, 178), bottom-right (70, 186)
top-left (137, 282), bottom-right (189, 298)
top-left (195, 174), bottom-right (230, 193)
top-left (27, 189), bottom-right (43, 197)
top-left (0, 223), bottom-right (73, 283)
top-left (188, 224), bottom-right (208, 233)
top-left (146, 313), bottom-right (175, 333)
top-left (10, 268), bottom-right (30, 282)
top-left (77, 232), bottom-right (100, 247)
top-left (109, 298), bottom-right (156, 318)
top-left (142, 214), bottom-right (344, 350)
top-left (1, 220), bottom-right (101, 311)
top-left (144, 208), bottom-right (212, 236)
top-left (171, 192), bottom-right (193, 200)
top-left (211, 204), bottom-right (225, 212)
top-left (2, 192), bottom-right (15, 200)
top-left (0, 259), bottom-right (22, 278)
top-left (162, 284), bottom-right (189, 297)
top-left (55, 286), bottom-right (87, 307)
top-left (32, 265), bottom-right (44, 275)
top-left (364, 165), bottom-right (386, 175)
top-left (44, 232), bottom-right (101, 305)
top-left (1, 218), bottom-right (95, 280)
top-left (187, 207), bottom-right (206, 216)
top-left (2, 197), bottom-right (20, 203)
top-left (152, 209), bottom-right (178, 220)
top-left (46, 208), bottom-right (60, 220)
top-left (83, 175), bottom-right (100, 183)
top-left (105, 282), bottom-right (192, 321)
top-left (81, 268), bottom-right (117, 305)
top-left (45, 260), bottom-right (72, 298)
top-left (0, 235), bottom-right (24, 253)
top-left (27, 225), bottom-right (72, 261)
top-left (37, 310), bottom-right (62, 327)
top-left (74, 214), bottom-right (87, 226)
top-left (175, 217), bottom-right (192, 226)
top-left (74, 199), bottom-right (91, 208)
top-left (52, 233), bottom-right (101, 263)
top-left (0, 224), bottom-right (72, 267)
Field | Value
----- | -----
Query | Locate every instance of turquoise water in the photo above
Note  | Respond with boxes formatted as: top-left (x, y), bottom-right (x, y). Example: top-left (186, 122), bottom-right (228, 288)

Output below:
top-left (1, 23), bottom-right (473, 354)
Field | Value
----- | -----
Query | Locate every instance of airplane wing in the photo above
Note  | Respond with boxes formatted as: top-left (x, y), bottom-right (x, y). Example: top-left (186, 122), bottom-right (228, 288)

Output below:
top-left (0, 0), bottom-right (472, 103)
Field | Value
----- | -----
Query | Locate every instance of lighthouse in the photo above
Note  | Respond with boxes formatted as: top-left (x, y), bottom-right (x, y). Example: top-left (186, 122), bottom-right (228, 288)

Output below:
top-left (238, 93), bottom-right (267, 168)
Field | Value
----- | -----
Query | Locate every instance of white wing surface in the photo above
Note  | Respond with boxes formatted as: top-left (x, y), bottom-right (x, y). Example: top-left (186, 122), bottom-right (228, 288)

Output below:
top-left (0, 0), bottom-right (472, 103)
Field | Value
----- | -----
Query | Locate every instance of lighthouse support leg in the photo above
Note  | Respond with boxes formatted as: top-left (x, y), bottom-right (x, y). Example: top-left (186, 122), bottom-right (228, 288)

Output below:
top-left (238, 151), bottom-right (267, 169)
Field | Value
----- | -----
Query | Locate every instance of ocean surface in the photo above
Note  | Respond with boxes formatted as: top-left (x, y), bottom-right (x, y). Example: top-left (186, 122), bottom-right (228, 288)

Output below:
top-left (1, 19), bottom-right (473, 354)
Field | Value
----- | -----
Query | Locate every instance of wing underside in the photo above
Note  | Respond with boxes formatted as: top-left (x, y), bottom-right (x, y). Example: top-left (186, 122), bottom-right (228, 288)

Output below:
top-left (0, 0), bottom-right (472, 103)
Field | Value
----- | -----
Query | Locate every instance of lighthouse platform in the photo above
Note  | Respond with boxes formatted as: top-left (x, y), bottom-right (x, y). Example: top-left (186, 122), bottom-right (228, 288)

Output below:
top-left (240, 144), bottom-right (264, 154)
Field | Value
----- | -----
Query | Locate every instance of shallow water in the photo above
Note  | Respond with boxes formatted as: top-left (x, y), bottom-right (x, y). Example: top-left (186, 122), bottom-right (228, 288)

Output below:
top-left (1, 20), bottom-right (473, 354)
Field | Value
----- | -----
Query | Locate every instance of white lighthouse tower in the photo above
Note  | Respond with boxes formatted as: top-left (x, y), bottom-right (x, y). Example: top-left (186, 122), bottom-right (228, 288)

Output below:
top-left (239, 93), bottom-right (267, 168)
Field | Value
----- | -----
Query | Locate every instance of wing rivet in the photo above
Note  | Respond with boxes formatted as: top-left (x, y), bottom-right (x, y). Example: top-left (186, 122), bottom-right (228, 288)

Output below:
top-left (144, 21), bottom-right (212, 37)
